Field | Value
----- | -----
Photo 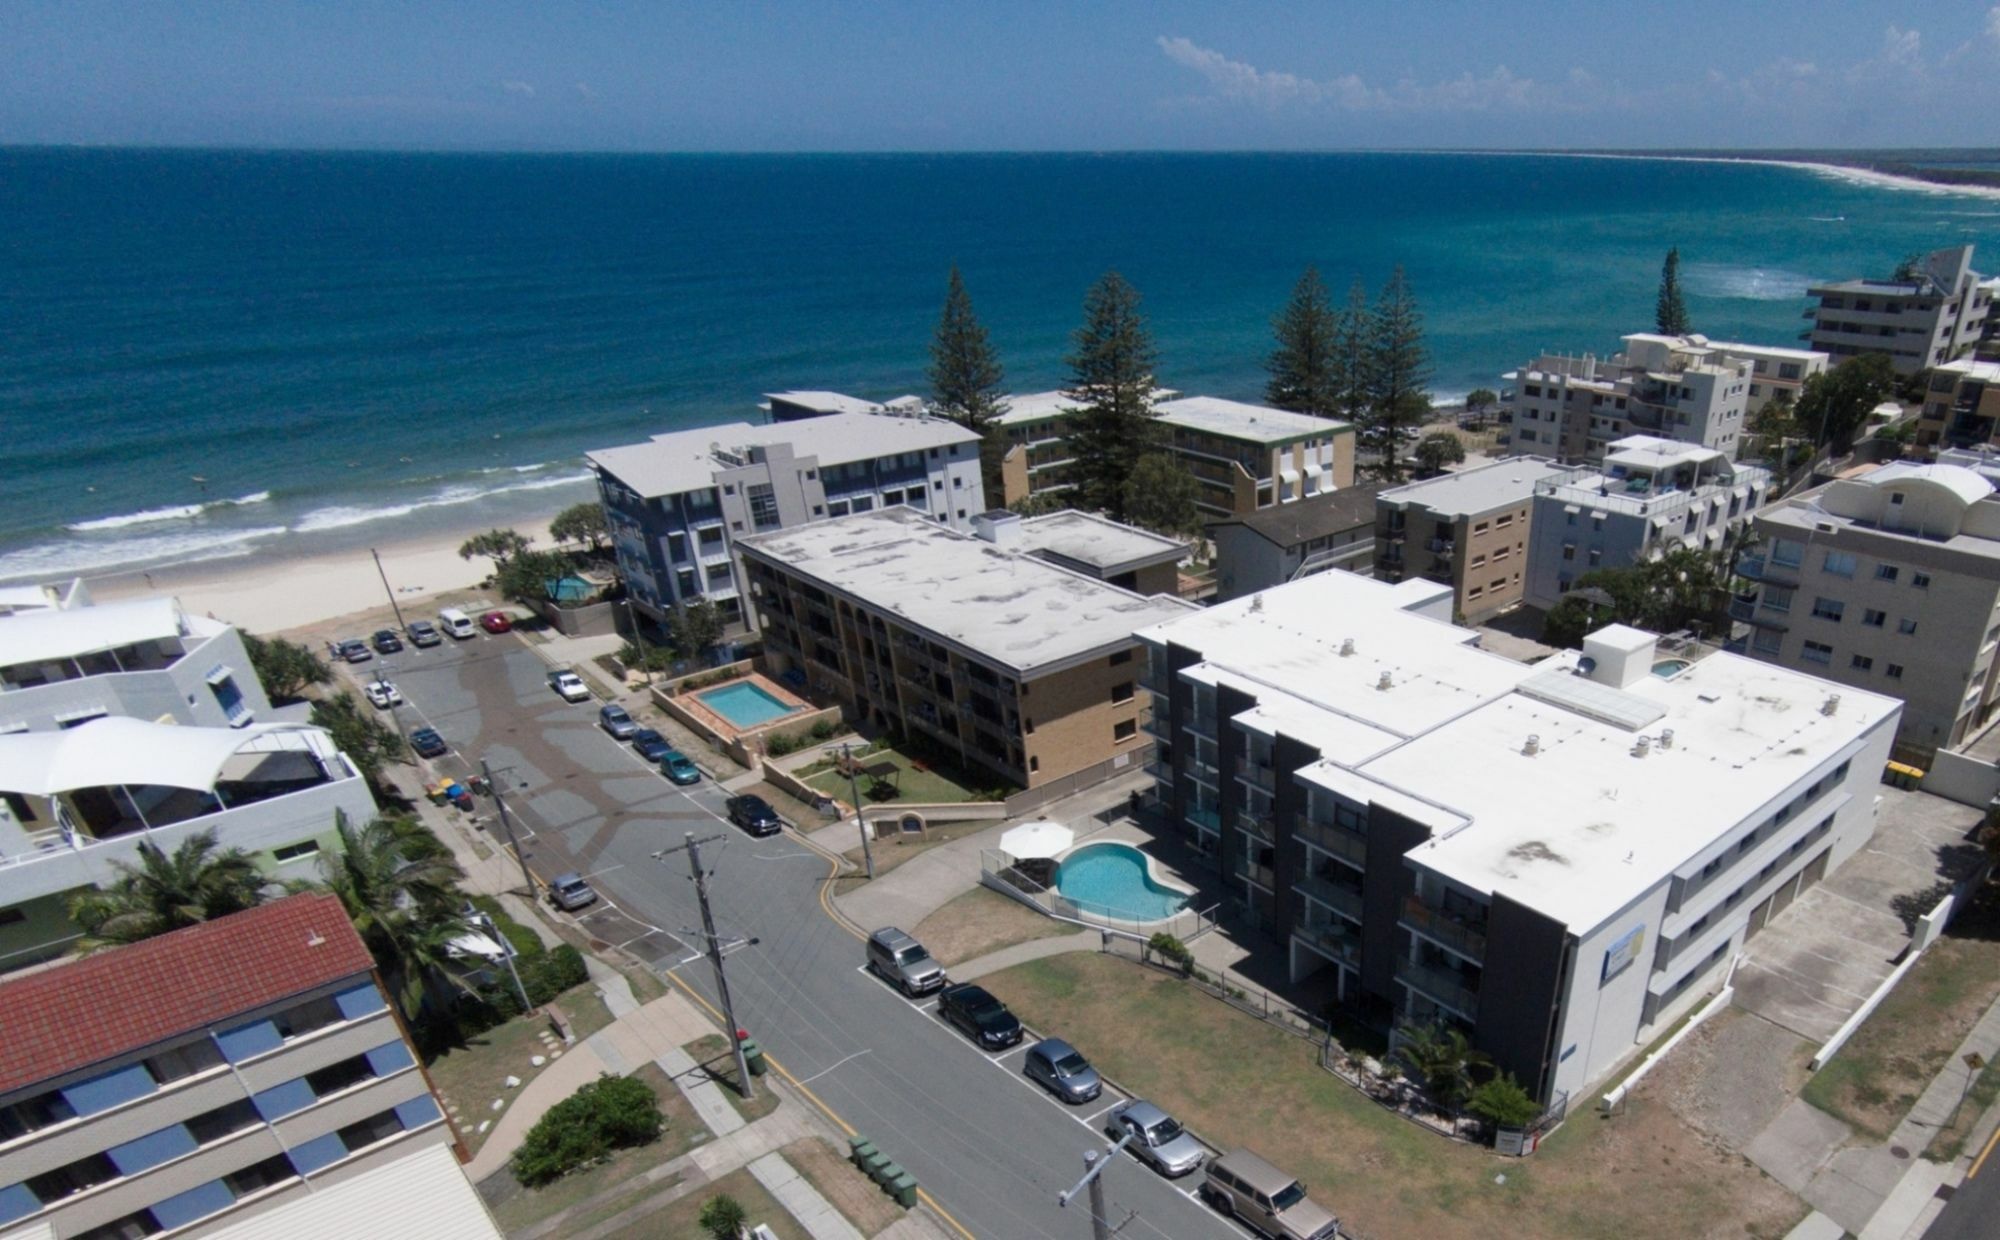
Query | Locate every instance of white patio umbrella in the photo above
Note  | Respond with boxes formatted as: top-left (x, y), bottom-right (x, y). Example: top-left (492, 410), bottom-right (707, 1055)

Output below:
top-left (1000, 820), bottom-right (1074, 860)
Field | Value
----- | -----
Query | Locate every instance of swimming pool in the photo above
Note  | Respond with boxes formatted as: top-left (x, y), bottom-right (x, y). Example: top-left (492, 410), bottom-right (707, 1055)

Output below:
top-left (1055, 842), bottom-right (1191, 924)
top-left (698, 680), bottom-right (802, 729)
top-left (1651, 659), bottom-right (1692, 678)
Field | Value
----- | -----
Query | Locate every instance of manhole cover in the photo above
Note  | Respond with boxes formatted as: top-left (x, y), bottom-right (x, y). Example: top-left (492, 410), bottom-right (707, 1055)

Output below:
top-left (1890, 1145), bottom-right (1909, 1160)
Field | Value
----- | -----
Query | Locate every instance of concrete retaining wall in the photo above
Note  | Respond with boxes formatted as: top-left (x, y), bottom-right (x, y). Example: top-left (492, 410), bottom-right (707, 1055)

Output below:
top-left (1924, 748), bottom-right (2000, 809)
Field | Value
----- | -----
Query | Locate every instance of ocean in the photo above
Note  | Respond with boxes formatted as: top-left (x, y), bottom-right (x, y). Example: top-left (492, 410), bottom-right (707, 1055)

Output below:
top-left (3, 148), bottom-right (1997, 584)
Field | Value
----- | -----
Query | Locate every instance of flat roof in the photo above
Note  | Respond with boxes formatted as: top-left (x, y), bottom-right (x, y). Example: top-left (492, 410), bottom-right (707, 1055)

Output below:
top-left (1154, 396), bottom-right (1348, 443)
top-left (0, 894), bottom-right (375, 1097)
top-left (1935, 358), bottom-right (2000, 383)
top-left (1017, 510), bottom-right (1186, 573)
top-left (203, 1143), bottom-right (500, 1240)
top-left (587, 411), bottom-right (979, 498)
top-left (0, 596), bottom-right (190, 669)
top-left (1603, 436), bottom-right (1723, 471)
top-left (1377, 457), bottom-right (1566, 518)
top-left (994, 390), bottom-right (1082, 426)
top-left (764, 390), bottom-right (886, 415)
top-left (1215, 483), bottom-right (1384, 546)
top-left (738, 507), bottom-right (1194, 675)
top-left (0, 719), bottom-right (328, 796)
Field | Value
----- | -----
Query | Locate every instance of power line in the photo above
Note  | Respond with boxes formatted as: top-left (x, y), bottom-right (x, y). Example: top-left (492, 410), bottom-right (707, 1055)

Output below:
top-left (655, 830), bottom-right (755, 1100)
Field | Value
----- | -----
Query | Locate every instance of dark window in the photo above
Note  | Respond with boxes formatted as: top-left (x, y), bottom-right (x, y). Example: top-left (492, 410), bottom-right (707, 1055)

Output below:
top-left (146, 1037), bottom-right (225, 1084)
top-left (336, 1107), bottom-right (405, 1153)
top-left (224, 1152), bottom-right (297, 1197)
top-left (186, 1098), bottom-right (261, 1144)
top-left (28, 1152), bottom-right (119, 1204)
top-left (272, 840), bottom-right (318, 862)
top-left (74, 1211), bottom-right (161, 1240)
top-left (1108, 649), bottom-right (1133, 666)
top-left (1113, 720), bottom-right (1137, 742)
top-left (0, 1089), bottom-right (75, 1140)
top-left (1110, 682), bottom-right (1134, 704)
top-left (305, 1055), bottom-right (373, 1098)
top-left (275, 994), bottom-right (344, 1041)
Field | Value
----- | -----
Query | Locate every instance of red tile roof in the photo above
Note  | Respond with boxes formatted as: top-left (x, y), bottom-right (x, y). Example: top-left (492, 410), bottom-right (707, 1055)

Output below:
top-left (0, 893), bottom-right (379, 1097)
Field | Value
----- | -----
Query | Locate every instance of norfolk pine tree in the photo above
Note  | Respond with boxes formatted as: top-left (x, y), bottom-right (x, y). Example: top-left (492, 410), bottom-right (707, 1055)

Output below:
top-left (928, 266), bottom-right (1010, 501)
top-left (1265, 266), bottom-right (1344, 418)
top-left (1656, 247), bottom-right (1691, 336)
top-left (1064, 271), bottom-right (1160, 522)
top-left (1336, 277), bottom-right (1374, 425)
top-left (1367, 266), bottom-right (1432, 483)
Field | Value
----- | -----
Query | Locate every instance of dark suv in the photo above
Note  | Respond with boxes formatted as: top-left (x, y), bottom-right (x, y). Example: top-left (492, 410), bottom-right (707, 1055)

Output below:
top-left (937, 983), bottom-right (1022, 1050)
top-left (726, 795), bottom-right (783, 838)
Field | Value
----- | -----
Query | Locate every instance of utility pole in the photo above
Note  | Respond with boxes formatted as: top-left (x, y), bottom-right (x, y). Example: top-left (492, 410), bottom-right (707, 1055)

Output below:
top-left (464, 902), bottom-right (534, 1015)
top-left (1058, 1135), bottom-right (1135, 1240)
top-left (481, 758), bottom-right (539, 901)
top-left (657, 831), bottom-right (755, 1099)
top-left (371, 548), bottom-right (410, 635)
top-left (624, 598), bottom-right (654, 684)
top-left (843, 742), bottom-right (875, 879)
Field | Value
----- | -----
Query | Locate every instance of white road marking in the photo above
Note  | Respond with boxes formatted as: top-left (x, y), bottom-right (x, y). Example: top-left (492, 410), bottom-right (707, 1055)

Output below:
top-left (797, 1049), bottom-right (874, 1086)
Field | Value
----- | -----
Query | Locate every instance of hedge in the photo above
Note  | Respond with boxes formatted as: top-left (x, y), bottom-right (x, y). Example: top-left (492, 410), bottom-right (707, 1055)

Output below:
top-left (512, 1073), bottom-right (662, 1186)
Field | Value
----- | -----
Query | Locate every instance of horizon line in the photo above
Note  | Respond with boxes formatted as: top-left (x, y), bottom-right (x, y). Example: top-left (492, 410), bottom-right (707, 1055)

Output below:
top-left (3, 141), bottom-right (1996, 159)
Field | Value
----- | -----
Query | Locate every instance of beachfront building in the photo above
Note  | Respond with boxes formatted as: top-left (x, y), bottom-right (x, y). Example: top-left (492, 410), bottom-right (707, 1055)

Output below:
top-left (763, 390), bottom-right (924, 422)
top-left (1736, 457), bottom-right (2000, 755)
top-left (587, 411), bottom-right (985, 629)
top-left (1621, 334), bottom-right (1828, 417)
top-left (1805, 245), bottom-right (1997, 376)
top-left (1137, 571), bottom-right (1899, 1105)
top-left (1523, 436), bottom-right (1773, 612)
top-left (1374, 459), bottom-right (1567, 623)
top-left (0, 718), bottom-right (378, 968)
top-left (0, 592), bottom-right (272, 735)
top-left (1502, 335), bottom-right (1757, 464)
top-left (0, 893), bottom-right (475, 1240)
top-left (738, 507), bottom-right (1192, 793)
top-left (996, 391), bottom-right (1085, 506)
top-left (1014, 510), bottom-right (1187, 597)
top-left (1209, 484), bottom-right (1382, 604)
top-left (1916, 357), bottom-right (2000, 451)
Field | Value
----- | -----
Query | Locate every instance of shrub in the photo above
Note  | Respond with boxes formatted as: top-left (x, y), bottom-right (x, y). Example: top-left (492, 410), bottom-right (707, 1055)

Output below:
top-left (512, 1073), bottom-right (662, 1186)
top-left (470, 895), bottom-right (546, 962)
top-left (864, 777), bottom-right (900, 802)
top-left (809, 718), bottom-right (841, 741)
top-left (699, 1194), bottom-right (748, 1240)
top-left (1148, 932), bottom-right (1192, 969)
top-left (1468, 1073), bottom-right (1542, 1129)
top-left (522, 944), bottom-right (590, 1005)
top-left (765, 732), bottom-right (799, 757)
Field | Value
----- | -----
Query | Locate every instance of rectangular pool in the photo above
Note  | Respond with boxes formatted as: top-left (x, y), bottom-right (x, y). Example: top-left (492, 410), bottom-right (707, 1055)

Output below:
top-left (698, 680), bottom-right (801, 729)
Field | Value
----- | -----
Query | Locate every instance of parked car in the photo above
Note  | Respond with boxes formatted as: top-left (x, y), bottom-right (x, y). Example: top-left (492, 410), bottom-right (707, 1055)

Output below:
top-left (406, 620), bottom-right (442, 648)
top-left (409, 727), bottom-right (448, 758)
top-left (549, 669), bottom-right (590, 702)
top-left (1023, 1037), bottom-right (1102, 1104)
top-left (659, 750), bottom-right (701, 785)
top-left (1105, 1100), bottom-right (1206, 1178)
top-left (364, 680), bottom-right (403, 709)
top-left (438, 608), bottom-right (477, 639)
top-left (936, 982), bottom-right (1022, 1050)
top-left (371, 628), bottom-right (404, 654)
top-left (334, 638), bottom-right (372, 664)
top-left (480, 610), bottom-right (513, 634)
top-left (630, 729), bottom-right (672, 762)
top-left (598, 703), bottom-right (638, 738)
top-left (548, 872), bottom-right (598, 912)
top-left (726, 794), bottom-right (783, 838)
top-left (1199, 1149), bottom-right (1338, 1240)
top-left (866, 927), bottom-right (946, 996)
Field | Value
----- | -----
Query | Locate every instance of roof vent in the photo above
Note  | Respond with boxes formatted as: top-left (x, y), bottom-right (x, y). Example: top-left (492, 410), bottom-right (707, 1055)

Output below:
top-left (1632, 735), bottom-right (1652, 758)
top-left (1659, 728), bottom-right (1675, 750)
top-left (1377, 671), bottom-right (1394, 691)
top-left (1522, 734), bottom-right (1540, 757)
top-left (1340, 638), bottom-right (1356, 657)
top-left (1822, 693), bottom-right (1841, 717)
top-left (1249, 595), bottom-right (1264, 614)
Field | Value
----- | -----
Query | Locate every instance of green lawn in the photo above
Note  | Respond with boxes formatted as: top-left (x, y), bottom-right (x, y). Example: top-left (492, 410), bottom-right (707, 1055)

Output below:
top-left (606, 1167), bottom-right (807, 1240)
top-left (426, 990), bottom-right (615, 1157)
top-left (684, 1034), bottom-right (781, 1125)
top-left (803, 745), bottom-right (1000, 805)
top-left (979, 953), bottom-right (1804, 1240)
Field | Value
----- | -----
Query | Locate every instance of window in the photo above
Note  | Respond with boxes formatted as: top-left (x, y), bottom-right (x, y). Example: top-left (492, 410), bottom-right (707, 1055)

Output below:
top-left (272, 840), bottom-right (319, 862)
top-left (1822, 551), bottom-right (1857, 578)
top-left (1802, 641), bottom-right (1833, 665)
top-left (1811, 597), bottom-right (1844, 622)
top-left (305, 1056), bottom-right (373, 1099)
top-left (74, 1211), bottom-right (159, 1240)
top-left (1029, 755), bottom-right (1039, 773)
top-left (146, 1038), bottom-right (225, 1084)
top-left (1752, 628), bottom-right (1783, 655)
top-left (1108, 649), bottom-right (1133, 666)
top-left (1851, 654), bottom-right (1874, 671)
top-left (0, 1090), bottom-right (76, 1141)
top-left (1914, 572), bottom-right (1932, 589)
top-left (185, 1099), bottom-right (261, 1144)
top-left (1562, 543), bottom-right (1575, 561)
top-left (1887, 663), bottom-right (1905, 679)
top-left (274, 994), bottom-right (345, 1041)
top-left (335, 1108), bottom-right (405, 1152)
top-left (1587, 548), bottom-right (1602, 567)
top-left (27, 1152), bottom-right (119, 1204)
top-left (1898, 618), bottom-right (1918, 635)
top-left (1113, 720), bottom-right (1137, 742)
top-left (1862, 609), bottom-right (1886, 628)
top-left (224, 1153), bottom-right (297, 1197)
top-left (746, 484), bottom-right (780, 531)
top-left (1110, 682), bottom-right (1134, 704)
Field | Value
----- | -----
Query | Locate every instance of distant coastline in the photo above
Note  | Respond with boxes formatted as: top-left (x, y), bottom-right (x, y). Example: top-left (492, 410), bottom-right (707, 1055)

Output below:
top-left (1506, 148), bottom-right (2000, 201)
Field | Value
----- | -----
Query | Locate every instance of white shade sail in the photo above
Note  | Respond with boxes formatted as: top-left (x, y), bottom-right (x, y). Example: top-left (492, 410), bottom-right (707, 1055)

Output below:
top-left (0, 596), bottom-right (182, 668)
top-left (0, 718), bottom-right (328, 796)
top-left (999, 820), bottom-right (1074, 860)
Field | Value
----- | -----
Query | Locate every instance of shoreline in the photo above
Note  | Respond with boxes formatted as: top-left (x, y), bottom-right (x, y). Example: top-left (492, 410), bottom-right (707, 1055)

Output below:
top-left (1465, 148), bottom-right (2000, 203)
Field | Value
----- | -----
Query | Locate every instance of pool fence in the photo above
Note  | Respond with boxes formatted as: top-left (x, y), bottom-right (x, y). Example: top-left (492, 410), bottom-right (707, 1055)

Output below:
top-left (978, 847), bottom-right (1219, 944)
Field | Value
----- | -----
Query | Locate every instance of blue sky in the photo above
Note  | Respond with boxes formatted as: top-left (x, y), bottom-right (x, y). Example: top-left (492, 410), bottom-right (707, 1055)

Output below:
top-left (5, 1), bottom-right (1999, 151)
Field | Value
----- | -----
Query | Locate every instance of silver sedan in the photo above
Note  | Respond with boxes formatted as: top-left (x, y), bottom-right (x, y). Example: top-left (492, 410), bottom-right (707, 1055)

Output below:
top-left (1106, 1099), bottom-right (1206, 1177)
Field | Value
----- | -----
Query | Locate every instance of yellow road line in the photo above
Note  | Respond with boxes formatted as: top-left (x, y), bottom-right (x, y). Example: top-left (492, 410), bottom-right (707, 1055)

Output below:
top-left (1969, 1116), bottom-right (2000, 1180)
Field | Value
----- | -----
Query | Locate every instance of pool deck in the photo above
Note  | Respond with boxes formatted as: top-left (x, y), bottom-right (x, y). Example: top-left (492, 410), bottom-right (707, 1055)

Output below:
top-left (673, 671), bottom-right (813, 744)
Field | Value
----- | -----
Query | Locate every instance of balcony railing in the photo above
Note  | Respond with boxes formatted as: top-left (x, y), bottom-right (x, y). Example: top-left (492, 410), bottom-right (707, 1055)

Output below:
top-left (1186, 711), bottom-right (1219, 739)
top-left (1297, 918), bottom-right (1363, 966)
top-left (1296, 873), bottom-right (1366, 923)
top-left (1236, 811), bottom-right (1275, 844)
top-left (1186, 807), bottom-right (1222, 833)
top-left (1139, 707), bottom-right (1171, 740)
top-left (1395, 956), bottom-right (1481, 1019)
top-left (1237, 760), bottom-right (1277, 793)
top-left (1427, 537), bottom-right (1456, 556)
top-left (1295, 815), bottom-right (1369, 869)
top-left (1400, 897), bottom-right (1488, 961)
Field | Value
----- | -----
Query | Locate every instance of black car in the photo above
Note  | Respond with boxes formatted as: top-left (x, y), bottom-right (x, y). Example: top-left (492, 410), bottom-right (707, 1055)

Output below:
top-left (409, 727), bottom-right (448, 758)
top-left (937, 983), bottom-right (1023, 1050)
top-left (406, 620), bottom-right (443, 648)
top-left (630, 729), bottom-right (673, 762)
top-left (371, 628), bottom-right (404, 654)
top-left (726, 794), bottom-right (783, 838)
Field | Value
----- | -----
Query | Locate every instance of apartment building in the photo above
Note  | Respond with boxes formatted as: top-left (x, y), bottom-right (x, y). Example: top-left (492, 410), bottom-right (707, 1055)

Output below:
top-left (1014, 510), bottom-right (1186, 597)
top-left (0, 594), bottom-right (272, 735)
top-left (1523, 437), bottom-right (1773, 611)
top-left (996, 391), bottom-right (1084, 505)
top-left (738, 507), bottom-right (1192, 792)
top-left (1374, 458), bottom-right (1566, 623)
top-left (0, 719), bottom-right (378, 968)
top-left (763, 390), bottom-right (923, 422)
top-left (1619, 334), bottom-right (1828, 417)
top-left (1917, 357), bottom-right (2000, 451)
top-left (1807, 245), bottom-right (1997, 376)
top-left (1737, 457), bottom-right (2000, 754)
top-left (1137, 571), bottom-right (1899, 1105)
top-left (1503, 335), bottom-right (1756, 463)
top-left (1210, 484), bottom-right (1384, 603)
top-left (0, 894), bottom-right (471, 1240)
top-left (588, 410), bottom-right (985, 627)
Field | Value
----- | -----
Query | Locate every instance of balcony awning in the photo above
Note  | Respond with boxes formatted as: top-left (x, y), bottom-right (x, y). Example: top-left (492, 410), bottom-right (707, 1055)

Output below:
top-left (0, 718), bottom-right (326, 796)
top-left (0, 597), bottom-right (182, 668)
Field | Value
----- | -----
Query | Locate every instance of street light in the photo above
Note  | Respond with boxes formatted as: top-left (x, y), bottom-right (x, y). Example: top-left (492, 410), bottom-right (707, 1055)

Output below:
top-left (462, 902), bottom-right (533, 1015)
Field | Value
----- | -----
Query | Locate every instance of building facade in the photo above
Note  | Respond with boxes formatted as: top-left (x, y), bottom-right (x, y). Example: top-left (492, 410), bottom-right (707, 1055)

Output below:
top-left (1917, 357), bottom-right (2000, 452)
top-left (1523, 436), bottom-right (1773, 612)
top-left (1806, 245), bottom-right (1997, 376)
top-left (1138, 573), bottom-right (1899, 1105)
top-left (1736, 458), bottom-right (2000, 754)
top-left (1502, 335), bottom-right (1758, 463)
top-left (996, 391), bottom-right (1084, 506)
top-left (588, 411), bottom-right (985, 627)
top-left (1210, 485), bottom-right (1383, 604)
top-left (0, 895), bottom-right (465, 1240)
top-left (1014, 511), bottom-right (1186, 597)
top-left (1374, 459), bottom-right (1565, 623)
top-left (738, 508), bottom-right (1192, 792)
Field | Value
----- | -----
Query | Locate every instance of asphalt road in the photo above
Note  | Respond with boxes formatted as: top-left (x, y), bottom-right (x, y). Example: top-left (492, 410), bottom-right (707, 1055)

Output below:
top-left (359, 633), bottom-right (1249, 1240)
top-left (1926, 1122), bottom-right (2000, 1240)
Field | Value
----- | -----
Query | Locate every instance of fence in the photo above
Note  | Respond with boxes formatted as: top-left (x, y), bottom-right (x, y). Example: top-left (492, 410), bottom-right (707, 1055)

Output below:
top-left (1106, 934), bottom-right (1333, 1043)
top-left (1000, 747), bottom-right (1151, 819)
top-left (978, 847), bottom-right (1219, 946)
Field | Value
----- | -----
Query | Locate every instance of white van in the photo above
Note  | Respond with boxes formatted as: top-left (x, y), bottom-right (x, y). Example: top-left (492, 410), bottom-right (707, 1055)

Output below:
top-left (438, 608), bottom-right (477, 640)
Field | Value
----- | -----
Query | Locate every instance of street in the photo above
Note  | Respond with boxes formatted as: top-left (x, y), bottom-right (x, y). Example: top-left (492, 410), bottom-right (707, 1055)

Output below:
top-left (364, 630), bottom-right (1246, 1240)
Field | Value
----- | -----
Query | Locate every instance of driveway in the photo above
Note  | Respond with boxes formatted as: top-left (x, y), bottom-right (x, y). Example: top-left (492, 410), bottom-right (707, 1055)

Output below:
top-left (1732, 787), bottom-right (1985, 1041)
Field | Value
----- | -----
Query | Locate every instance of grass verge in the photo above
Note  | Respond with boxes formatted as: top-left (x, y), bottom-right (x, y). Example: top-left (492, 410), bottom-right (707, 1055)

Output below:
top-left (427, 990), bottom-right (615, 1157)
top-left (685, 1034), bottom-right (781, 1124)
top-left (1925, 1060), bottom-right (2000, 1163)
top-left (781, 1136), bottom-right (904, 1235)
top-left (832, 821), bottom-right (993, 895)
top-left (607, 1166), bottom-right (807, 1240)
top-left (913, 885), bottom-right (1081, 967)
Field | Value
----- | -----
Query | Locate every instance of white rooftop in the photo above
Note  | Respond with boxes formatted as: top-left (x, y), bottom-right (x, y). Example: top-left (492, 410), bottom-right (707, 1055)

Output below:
top-left (1154, 396), bottom-right (1346, 443)
top-left (765, 390), bottom-right (887, 416)
top-left (0, 719), bottom-right (330, 796)
top-left (1378, 456), bottom-right (1568, 518)
top-left (0, 596), bottom-right (202, 670)
top-left (1935, 358), bottom-right (2000, 384)
top-left (994, 390), bottom-right (1082, 426)
top-left (587, 411), bottom-right (979, 498)
top-left (202, 1143), bottom-right (500, 1240)
top-left (1847, 461), bottom-right (1994, 505)
top-left (738, 507), bottom-right (1194, 675)
top-left (1603, 435), bottom-right (1723, 472)
top-left (1018, 510), bottom-right (1186, 573)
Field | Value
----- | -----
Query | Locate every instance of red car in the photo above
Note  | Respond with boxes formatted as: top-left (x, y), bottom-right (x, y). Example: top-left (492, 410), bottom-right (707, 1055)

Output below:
top-left (479, 610), bottom-right (513, 634)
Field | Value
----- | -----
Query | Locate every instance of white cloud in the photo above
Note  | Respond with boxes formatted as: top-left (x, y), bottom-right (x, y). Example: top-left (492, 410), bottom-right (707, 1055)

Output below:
top-left (573, 82), bottom-right (597, 100)
top-left (1156, 36), bottom-right (1554, 114)
top-left (502, 80), bottom-right (536, 98)
top-left (1156, 36), bottom-right (1373, 109)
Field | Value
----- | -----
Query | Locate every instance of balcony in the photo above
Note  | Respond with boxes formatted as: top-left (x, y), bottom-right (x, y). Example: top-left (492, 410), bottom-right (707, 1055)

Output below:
top-left (1427, 537), bottom-right (1456, 557)
top-left (1295, 815), bottom-right (1369, 869)
top-left (1728, 596), bottom-right (1757, 624)
top-left (1296, 917), bottom-right (1363, 966)
top-left (1296, 872), bottom-right (1366, 923)
top-left (1185, 711), bottom-right (1219, 740)
top-left (1395, 955), bottom-right (1481, 1019)
top-left (1186, 807), bottom-right (1222, 833)
top-left (1139, 706), bottom-right (1171, 741)
top-left (1230, 851), bottom-right (1276, 891)
top-left (1236, 811), bottom-right (1275, 844)
top-left (1737, 554), bottom-right (1798, 586)
top-left (1236, 759), bottom-right (1277, 793)
top-left (1400, 896), bottom-right (1488, 961)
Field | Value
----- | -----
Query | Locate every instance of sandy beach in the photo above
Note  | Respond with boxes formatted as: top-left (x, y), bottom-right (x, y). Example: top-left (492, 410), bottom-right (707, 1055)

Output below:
top-left (1482, 149), bottom-right (2000, 203)
top-left (90, 513), bottom-right (563, 636)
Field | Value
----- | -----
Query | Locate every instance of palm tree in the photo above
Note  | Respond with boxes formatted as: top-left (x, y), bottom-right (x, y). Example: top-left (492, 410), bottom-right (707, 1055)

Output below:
top-left (318, 813), bottom-right (470, 1021)
top-left (68, 829), bottom-right (269, 949)
top-left (1395, 1022), bottom-right (1491, 1112)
